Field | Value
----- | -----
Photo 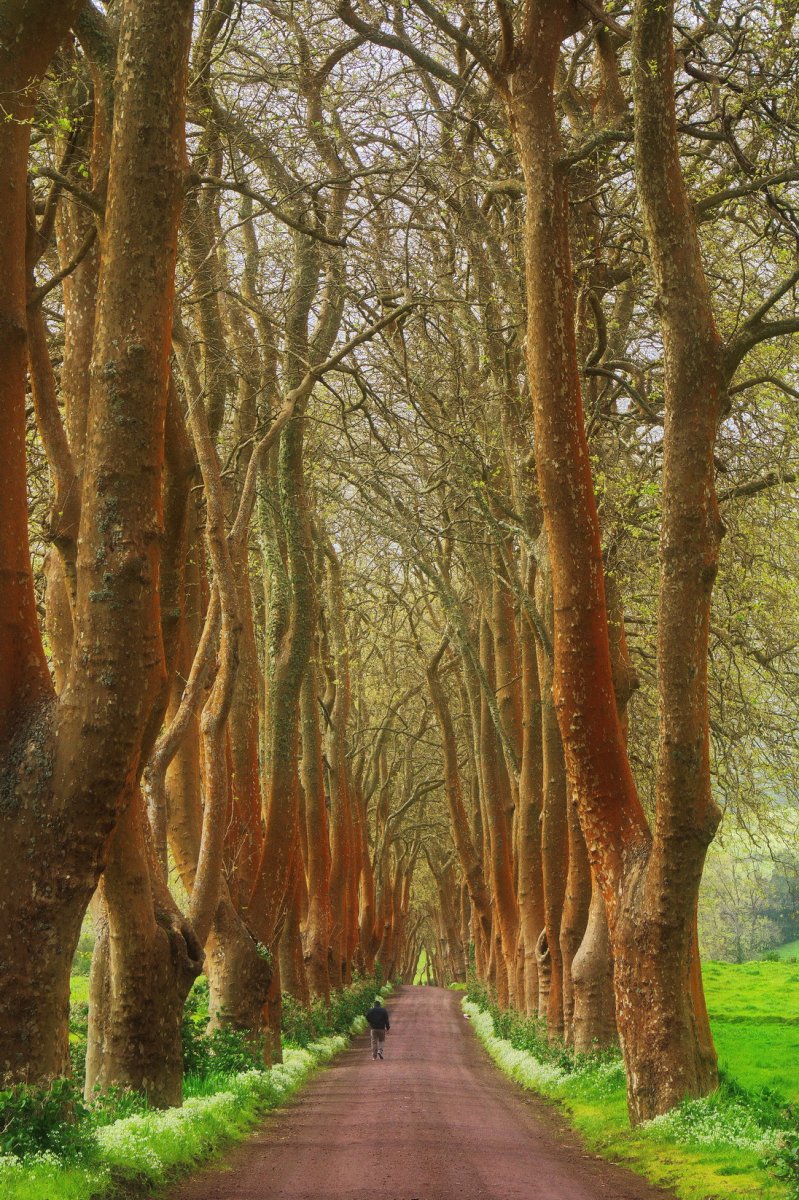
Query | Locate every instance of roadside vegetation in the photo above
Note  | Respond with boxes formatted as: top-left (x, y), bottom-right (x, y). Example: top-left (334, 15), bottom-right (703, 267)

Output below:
top-left (0, 978), bottom-right (391, 1200)
top-left (464, 960), bottom-right (799, 1200)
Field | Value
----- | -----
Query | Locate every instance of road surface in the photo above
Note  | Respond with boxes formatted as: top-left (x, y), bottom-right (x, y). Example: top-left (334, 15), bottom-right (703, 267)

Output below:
top-left (165, 985), bottom-right (675, 1200)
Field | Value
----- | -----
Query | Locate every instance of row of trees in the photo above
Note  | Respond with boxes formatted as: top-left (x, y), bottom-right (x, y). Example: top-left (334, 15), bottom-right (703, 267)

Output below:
top-left (2, 0), bottom-right (798, 1127)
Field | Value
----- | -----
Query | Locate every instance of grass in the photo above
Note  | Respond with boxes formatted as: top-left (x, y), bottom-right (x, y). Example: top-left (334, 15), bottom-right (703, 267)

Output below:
top-left (702, 960), bottom-right (799, 1023)
top-left (703, 960), bottom-right (799, 1103)
top-left (776, 940), bottom-right (799, 961)
top-left (4, 981), bottom-right (392, 1200)
top-left (464, 960), bottom-right (799, 1200)
top-left (70, 976), bottom-right (89, 1005)
top-left (0, 1039), bottom-right (347, 1200)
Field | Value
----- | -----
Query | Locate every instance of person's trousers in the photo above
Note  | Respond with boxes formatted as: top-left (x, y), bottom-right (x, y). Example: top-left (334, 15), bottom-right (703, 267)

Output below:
top-left (370, 1028), bottom-right (386, 1058)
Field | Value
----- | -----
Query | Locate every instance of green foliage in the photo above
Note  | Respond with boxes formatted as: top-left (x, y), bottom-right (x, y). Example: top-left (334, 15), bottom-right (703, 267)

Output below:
top-left (69, 1002), bottom-right (88, 1085)
top-left (0, 1079), bottom-right (95, 1162)
top-left (87, 1087), bottom-right (149, 1127)
top-left (282, 974), bottom-right (390, 1047)
top-left (0, 1074), bottom-right (150, 1163)
top-left (181, 979), bottom-right (264, 1079)
top-left (182, 1023), bottom-right (265, 1080)
top-left (280, 995), bottom-right (331, 1047)
top-left (764, 1127), bottom-right (799, 1199)
top-left (713, 1022), bottom-right (799, 1102)
top-left (490, 1001), bottom-right (577, 1074)
top-left (69, 976), bottom-right (89, 1005)
top-left (0, 1037), bottom-right (348, 1200)
top-left (702, 960), bottom-right (799, 1024)
top-left (703, 960), bottom-right (799, 1104)
top-left (70, 934), bottom-right (94, 978)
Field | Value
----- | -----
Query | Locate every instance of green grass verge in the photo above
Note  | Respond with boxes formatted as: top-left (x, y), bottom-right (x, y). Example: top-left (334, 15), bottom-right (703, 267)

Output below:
top-left (3, 988), bottom-right (391, 1200)
top-left (775, 940), bottom-right (799, 962)
top-left (463, 997), bottom-right (792, 1200)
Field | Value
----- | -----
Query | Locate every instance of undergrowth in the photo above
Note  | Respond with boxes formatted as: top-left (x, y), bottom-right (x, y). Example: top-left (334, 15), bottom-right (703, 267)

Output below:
top-left (1, 976), bottom-right (391, 1200)
top-left (464, 982), bottom-right (798, 1200)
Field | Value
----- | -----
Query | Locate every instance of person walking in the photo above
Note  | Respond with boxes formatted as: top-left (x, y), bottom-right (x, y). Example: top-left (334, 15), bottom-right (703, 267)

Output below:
top-left (365, 997), bottom-right (390, 1060)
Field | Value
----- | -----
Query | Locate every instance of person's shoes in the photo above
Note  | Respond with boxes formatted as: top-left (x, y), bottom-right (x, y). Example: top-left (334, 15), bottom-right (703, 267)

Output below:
top-left (378, 1051), bottom-right (384, 1059)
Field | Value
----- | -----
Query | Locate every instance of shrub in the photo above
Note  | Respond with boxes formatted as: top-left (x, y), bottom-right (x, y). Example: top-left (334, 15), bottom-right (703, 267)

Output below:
top-left (87, 1086), bottom-right (149, 1127)
top-left (281, 974), bottom-right (389, 1046)
top-left (69, 1002), bottom-right (89, 1086)
top-left (763, 1125), bottom-right (799, 1199)
top-left (0, 1078), bottom-right (96, 1161)
top-left (71, 933), bottom-right (95, 977)
top-left (281, 995), bottom-right (330, 1047)
top-left (182, 1020), bottom-right (265, 1081)
top-left (478, 994), bottom-right (577, 1074)
top-left (180, 977), bottom-right (263, 1079)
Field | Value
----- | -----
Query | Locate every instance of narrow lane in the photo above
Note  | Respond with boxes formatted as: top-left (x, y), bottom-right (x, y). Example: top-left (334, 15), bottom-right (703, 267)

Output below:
top-left (165, 986), bottom-right (675, 1200)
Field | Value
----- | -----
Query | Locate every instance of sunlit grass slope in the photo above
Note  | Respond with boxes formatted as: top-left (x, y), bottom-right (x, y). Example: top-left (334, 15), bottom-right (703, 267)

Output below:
top-left (704, 960), bottom-right (799, 1102)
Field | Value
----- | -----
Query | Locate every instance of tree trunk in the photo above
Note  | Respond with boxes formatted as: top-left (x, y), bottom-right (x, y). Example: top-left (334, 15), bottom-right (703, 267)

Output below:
top-left (517, 584), bottom-right (545, 1016)
top-left (204, 893), bottom-right (271, 1038)
top-left (426, 645), bottom-right (493, 963)
top-left (478, 617), bottom-right (519, 1007)
top-left (535, 930), bottom-right (552, 1022)
top-left (572, 884), bottom-right (617, 1054)
top-left (323, 539), bottom-right (357, 987)
top-left (279, 849), bottom-right (310, 1005)
top-left (534, 551), bottom-right (568, 1038)
top-left (0, 0), bottom-right (192, 1084)
top-left (85, 793), bottom-right (202, 1105)
top-left (300, 656), bottom-right (332, 1000)
top-left (510, 0), bottom-right (719, 1120)
top-left (560, 790), bottom-right (591, 1045)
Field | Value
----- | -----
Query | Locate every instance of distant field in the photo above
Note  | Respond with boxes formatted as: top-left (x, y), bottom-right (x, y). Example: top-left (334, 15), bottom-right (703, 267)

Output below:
top-left (776, 938), bottom-right (799, 960)
top-left (70, 974), bottom-right (89, 1005)
top-left (413, 948), bottom-right (430, 984)
top-left (703, 959), bottom-right (799, 1101)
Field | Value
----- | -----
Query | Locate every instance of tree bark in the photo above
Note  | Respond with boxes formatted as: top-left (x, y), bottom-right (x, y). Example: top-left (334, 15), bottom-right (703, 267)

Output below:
top-left (478, 617), bottom-right (519, 1007)
top-left (517, 583), bottom-right (545, 1016)
top-left (559, 789), bottom-right (591, 1045)
top-left (509, 0), bottom-right (720, 1120)
top-left (85, 792), bottom-right (202, 1105)
top-left (0, 0), bottom-right (192, 1084)
top-left (572, 885), bottom-right (616, 1054)
top-left (300, 655), bottom-right (332, 1001)
top-left (426, 645), bottom-right (493, 961)
top-left (534, 550), bottom-right (569, 1037)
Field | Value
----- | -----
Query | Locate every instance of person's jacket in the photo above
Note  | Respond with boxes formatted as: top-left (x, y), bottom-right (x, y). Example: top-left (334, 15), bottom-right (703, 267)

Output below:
top-left (365, 1004), bottom-right (390, 1030)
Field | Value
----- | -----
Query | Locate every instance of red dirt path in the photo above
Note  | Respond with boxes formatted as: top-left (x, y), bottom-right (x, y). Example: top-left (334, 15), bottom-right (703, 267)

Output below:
top-left (164, 985), bottom-right (677, 1200)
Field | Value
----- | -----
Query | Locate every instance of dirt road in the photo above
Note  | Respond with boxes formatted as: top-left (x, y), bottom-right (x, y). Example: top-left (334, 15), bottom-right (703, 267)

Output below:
top-left (166, 986), bottom-right (675, 1200)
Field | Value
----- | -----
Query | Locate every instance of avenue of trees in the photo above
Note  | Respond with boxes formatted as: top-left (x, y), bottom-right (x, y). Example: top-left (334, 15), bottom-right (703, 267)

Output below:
top-left (1, 0), bottom-right (798, 1127)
